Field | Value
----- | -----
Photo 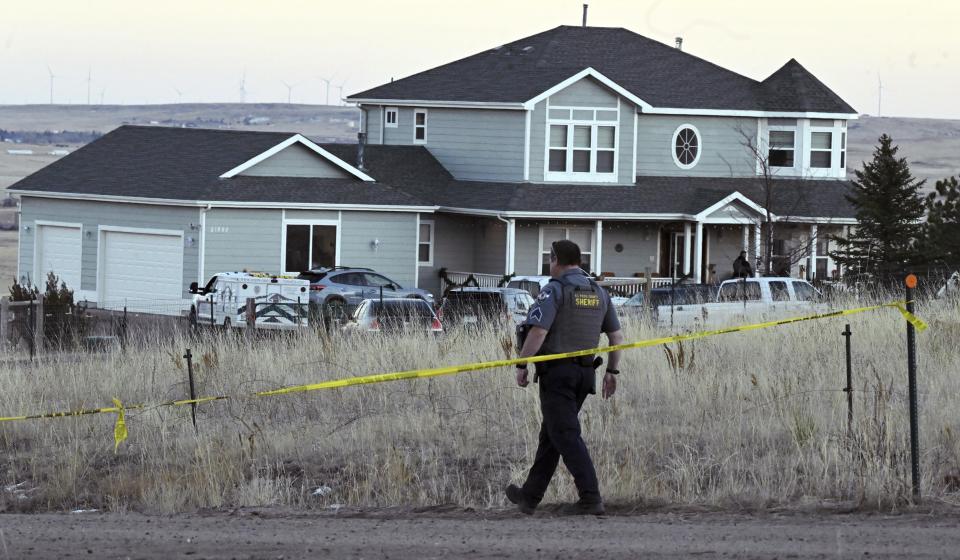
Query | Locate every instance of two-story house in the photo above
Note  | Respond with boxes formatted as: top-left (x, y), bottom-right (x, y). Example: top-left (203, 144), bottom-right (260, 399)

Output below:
top-left (10, 25), bottom-right (856, 311)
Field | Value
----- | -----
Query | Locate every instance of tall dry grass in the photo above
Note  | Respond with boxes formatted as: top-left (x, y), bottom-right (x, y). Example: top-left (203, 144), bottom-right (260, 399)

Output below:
top-left (1, 294), bottom-right (959, 514)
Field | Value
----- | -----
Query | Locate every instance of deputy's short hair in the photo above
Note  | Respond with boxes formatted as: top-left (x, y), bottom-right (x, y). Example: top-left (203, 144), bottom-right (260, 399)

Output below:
top-left (550, 239), bottom-right (581, 266)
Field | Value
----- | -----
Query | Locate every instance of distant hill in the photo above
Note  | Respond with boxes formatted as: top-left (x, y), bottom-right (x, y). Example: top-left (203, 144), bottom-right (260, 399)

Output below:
top-left (2, 104), bottom-right (958, 192)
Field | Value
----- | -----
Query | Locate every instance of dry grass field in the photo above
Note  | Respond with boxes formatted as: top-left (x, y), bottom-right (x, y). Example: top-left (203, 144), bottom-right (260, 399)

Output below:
top-left (1, 295), bottom-right (957, 515)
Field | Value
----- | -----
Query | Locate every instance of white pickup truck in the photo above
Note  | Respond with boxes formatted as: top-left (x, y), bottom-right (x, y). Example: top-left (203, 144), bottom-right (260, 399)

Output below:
top-left (656, 277), bottom-right (827, 329)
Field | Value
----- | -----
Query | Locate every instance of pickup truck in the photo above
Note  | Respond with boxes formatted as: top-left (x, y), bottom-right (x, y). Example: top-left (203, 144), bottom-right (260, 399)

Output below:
top-left (656, 277), bottom-right (827, 329)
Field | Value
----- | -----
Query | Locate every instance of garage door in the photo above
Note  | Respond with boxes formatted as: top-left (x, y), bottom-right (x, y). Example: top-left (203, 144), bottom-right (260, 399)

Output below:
top-left (100, 230), bottom-right (184, 314)
top-left (35, 224), bottom-right (82, 291)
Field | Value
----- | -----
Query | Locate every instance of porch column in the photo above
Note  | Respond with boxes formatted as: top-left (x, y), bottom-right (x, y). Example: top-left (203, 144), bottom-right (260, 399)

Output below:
top-left (693, 221), bottom-right (704, 283)
top-left (594, 220), bottom-right (603, 276)
top-left (809, 224), bottom-right (818, 281)
top-left (682, 222), bottom-right (692, 277)
top-left (753, 222), bottom-right (761, 277)
top-left (742, 224), bottom-right (750, 252)
top-left (505, 219), bottom-right (516, 275)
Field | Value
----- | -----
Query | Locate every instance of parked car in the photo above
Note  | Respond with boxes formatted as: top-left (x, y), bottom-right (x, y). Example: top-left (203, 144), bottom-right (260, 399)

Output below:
top-left (187, 272), bottom-right (310, 329)
top-left (616, 284), bottom-right (715, 325)
top-left (505, 275), bottom-right (552, 297)
top-left (656, 277), bottom-right (826, 329)
top-left (297, 266), bottom-right (435, 318)
top-left (343, 298), bottom-right (443, 334)
top-left (441, 287), bottom-right (535, 327)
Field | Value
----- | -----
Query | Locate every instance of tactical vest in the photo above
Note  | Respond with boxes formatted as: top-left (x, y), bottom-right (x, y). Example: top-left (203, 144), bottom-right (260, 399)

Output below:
top-left (541, 274), bottom-right (607, 355)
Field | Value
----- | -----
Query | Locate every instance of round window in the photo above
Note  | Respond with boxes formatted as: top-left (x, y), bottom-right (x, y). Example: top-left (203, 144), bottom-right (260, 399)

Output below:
top-left (672, 125), bottom-right (701, 169)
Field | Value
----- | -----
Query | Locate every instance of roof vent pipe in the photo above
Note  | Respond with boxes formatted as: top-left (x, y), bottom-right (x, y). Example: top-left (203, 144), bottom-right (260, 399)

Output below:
top-left (582, 4), bottom-right (588, 27)
top-left (357, 132), bottom-right (366, 171)
top-left (675, 37), bottom-right (683, 50)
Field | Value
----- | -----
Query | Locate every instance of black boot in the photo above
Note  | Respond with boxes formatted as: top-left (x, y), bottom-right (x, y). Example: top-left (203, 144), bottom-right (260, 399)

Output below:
top-left (505, 484), bottom-right (536, 515)
top-left (561, 499), bottom-right (605, 516)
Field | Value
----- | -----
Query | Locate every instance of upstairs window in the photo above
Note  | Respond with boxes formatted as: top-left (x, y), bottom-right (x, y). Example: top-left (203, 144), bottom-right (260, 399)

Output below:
top-left (413, 109), bottom-right (427, 144)
top-left (672, 125), bottom-right (701, 169)
top-left (769, 130), bottom-right (796, 167)
top-left (385, 107), bottom-right (398, 128)
top-left (810, 131), bottom-right (833, 168)
top-left (545, 106), bottom-right (618, 182)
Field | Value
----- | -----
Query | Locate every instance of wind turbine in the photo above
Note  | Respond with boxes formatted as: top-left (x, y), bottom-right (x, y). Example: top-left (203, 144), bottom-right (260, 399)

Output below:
top-left (46, 65), bottom-right (55, 104)
top-left (99, 87), bottom-right (106, 105)
top-left (281, 80), bottom-right (299, 104)
top-left (335, 79), bottom-right (348, 106)
top-left (239, 68), bottom-right (248, 103)
top-left (86, 67), bottom-right (92, 105)
top-left (173, 87), bottom-right (185, 104)
top-left (318, 75), bottom-right (334, 106)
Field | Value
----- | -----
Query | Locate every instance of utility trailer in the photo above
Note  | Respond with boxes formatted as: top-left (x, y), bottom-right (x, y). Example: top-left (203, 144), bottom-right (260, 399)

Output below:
top-left (187, 272), bottom-right (309, 329)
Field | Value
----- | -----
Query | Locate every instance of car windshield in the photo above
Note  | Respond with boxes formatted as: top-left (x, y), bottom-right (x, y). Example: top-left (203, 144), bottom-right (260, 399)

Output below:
top-left (624, 292), bottom-right (644, 306)
top-left (792, 281), bottom-right (818, 301)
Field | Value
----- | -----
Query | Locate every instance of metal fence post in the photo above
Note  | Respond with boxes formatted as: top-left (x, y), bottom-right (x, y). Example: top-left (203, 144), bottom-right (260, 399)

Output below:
top-left (184, 348), bottom-right (198, 432)
top-left (34, 296), bottom-right (44, 356)
top-left (905, 274), bottom-right (921, 502)
top-left (842, 324), bottom-right (853, 437)
top-left (246, 298), bottom-right (255, 332)
top-left (0, 296), bottom-right (8, 349)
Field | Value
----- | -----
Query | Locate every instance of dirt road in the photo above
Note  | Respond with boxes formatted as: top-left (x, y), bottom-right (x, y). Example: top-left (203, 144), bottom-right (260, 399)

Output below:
top-left (2, 507), bottom-right (960, 559)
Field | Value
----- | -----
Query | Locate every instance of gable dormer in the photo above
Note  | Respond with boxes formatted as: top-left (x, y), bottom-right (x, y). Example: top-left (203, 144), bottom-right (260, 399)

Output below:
top-left (220, 134), bottom-right (374, 181)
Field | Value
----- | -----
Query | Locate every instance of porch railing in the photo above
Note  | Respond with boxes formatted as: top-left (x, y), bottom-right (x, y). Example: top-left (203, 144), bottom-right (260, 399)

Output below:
top-left (597, 276), bottom-right (680, 296)
top-left (444, 270), bottom-right (504, 288)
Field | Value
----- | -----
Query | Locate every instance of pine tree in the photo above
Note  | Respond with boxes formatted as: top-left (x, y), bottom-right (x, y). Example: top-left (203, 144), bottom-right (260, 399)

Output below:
top-left (831, 134), bottom-right (925, 281)
top-left (920, 176), bottom-right (960, 266)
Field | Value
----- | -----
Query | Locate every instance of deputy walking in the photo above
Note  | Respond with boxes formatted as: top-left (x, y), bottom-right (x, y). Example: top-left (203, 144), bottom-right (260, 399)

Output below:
top-left (507, 239), bottom-right (625, 515)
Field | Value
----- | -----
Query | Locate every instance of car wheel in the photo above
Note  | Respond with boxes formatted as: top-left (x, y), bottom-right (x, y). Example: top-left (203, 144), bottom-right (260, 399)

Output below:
top-left (188, 306), bottom-right (199, 330)
top-left (323, 298), bottom-right (347, 329)
top-left (223, 316), bottom-right (232, 331)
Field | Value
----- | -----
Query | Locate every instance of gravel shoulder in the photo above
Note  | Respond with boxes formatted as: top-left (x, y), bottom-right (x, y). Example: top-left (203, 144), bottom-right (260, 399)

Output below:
top-left (3, 506), bottom-right (960, 559)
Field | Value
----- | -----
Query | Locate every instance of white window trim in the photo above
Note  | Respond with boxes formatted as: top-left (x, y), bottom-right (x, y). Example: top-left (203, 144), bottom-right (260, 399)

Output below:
top-left (537, 225), bottom-right (595, 273)
top-left (385, 107), bottom-right (399, 128)
top-left (542, 99), bottom-right (620, 183)
top-left (801, 119), bottom-right (846, 179)
top-left (281, 218), bottom-right (340, 275)
top-left (413, 108), bottom-right (428, 144)
top-left (417, 219), bottom-right (434, 266)
top-left (767, 124), bottom-right (798, 172)
top-left (671, 124), bottom-right (702, 170)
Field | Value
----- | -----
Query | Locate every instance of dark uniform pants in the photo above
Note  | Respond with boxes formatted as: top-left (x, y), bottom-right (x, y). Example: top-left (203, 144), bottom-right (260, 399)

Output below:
top-left (521, 361), bottom-right (600, 505)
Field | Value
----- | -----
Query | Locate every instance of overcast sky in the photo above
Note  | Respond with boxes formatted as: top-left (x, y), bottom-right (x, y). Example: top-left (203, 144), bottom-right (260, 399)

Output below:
top-left (2, 0), bottom-right (958, 119)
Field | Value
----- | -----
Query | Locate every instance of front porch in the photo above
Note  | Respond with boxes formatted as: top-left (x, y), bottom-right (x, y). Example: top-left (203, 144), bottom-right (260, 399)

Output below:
top-left (418, 205), bottom-right (849, 297)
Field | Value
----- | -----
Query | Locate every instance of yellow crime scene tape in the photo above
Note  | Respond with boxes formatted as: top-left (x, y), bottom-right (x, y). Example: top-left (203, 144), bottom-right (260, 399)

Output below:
top-left (0, 301), bottom-right (928, 450)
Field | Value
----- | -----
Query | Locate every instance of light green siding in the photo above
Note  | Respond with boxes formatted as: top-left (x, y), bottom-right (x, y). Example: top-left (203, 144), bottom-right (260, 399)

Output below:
top-left (203, 208), bottom-right (283, 277)
top-left (18, 196), bottom-right (199, 297)
top-left (636, 115), bottom-right (758, 177)
top-left (417, 213), bottom-right (477, 295)
top-left (340, 211), bottom-right (418, 288)
top-left (239, 143), bottom-right (352, 178)
top-left (600, 223), bottom-right (660, 277)
top-left (549, 77), bottom-right (618, 107)
top-left (514, 221), bottom-right (542, 276)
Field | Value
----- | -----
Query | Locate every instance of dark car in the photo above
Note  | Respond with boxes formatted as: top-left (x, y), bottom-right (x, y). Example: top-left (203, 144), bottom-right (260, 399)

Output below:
top-left (441, 287), bottom-right (535, 327)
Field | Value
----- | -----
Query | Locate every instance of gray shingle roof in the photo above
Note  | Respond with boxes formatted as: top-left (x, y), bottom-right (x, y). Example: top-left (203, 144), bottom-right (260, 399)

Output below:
top-left (348, 25), bottom-right (855, 114)
top-left (9, 125), bottom-right (855, 219)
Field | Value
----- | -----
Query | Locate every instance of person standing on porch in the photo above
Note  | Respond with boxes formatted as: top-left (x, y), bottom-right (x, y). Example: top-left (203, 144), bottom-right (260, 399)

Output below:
top-left (733, 250), bottom-right (754, 278)
top-left (507, 239), bottom-right (624, 516)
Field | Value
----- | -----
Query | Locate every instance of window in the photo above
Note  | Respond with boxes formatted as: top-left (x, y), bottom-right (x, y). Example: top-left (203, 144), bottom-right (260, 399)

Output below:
top-left (418, 220), bottom-right (433, 266)
top-left (718, 280), bottom-right (761, 302)
top-left (385, 107), bottom-right (398, 128)
top-left (840, 131), bottom-right (847, 170)
top-left (284, 224), bottom-right (336, 273)
top-left (792, 281), bottom-right (817, 301)
top-left (769, 281), bottom-right (790, 302)
top-left (413, 109), bottom-right (427, 143)
top-left (810, 131), bottom-right (832, 168)
top-left (544, 106), bottom-right (618, 182)
top-left (540, 226), bottom-right (593, 274)
top-left (672, 125), bottom-right (701, 169)
top-left (769, 130), bottom-right (795, 167)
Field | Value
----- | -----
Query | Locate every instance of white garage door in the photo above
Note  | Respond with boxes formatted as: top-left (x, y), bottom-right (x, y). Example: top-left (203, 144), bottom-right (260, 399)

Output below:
top-left (35, 224), bottom-right (82, 292)
top-left (101, 230), bottom-right (184, 314)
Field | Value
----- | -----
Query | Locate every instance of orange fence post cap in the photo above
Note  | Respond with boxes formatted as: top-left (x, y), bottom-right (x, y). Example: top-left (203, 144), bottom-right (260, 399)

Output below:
top-left (905, 274), bottom-right (918, 288)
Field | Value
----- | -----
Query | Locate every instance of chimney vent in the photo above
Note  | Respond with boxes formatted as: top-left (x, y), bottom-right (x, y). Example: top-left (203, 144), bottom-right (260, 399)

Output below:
top-left (582, 4), bottom-right (588, 27)
top-left (675, 37), bottom-right (683, 50)
top-left (357, 132), bottom-right (367, 170)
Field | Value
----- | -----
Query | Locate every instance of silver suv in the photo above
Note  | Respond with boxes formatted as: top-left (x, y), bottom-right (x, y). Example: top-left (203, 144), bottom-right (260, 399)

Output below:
top-left (297, 267), bottom-right (435, 318)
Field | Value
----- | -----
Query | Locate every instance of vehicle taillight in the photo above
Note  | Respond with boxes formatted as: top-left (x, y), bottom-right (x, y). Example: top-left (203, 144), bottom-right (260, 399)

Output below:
top-left (431, 317), bottom-right (442, 331)
top-left (436, 306), bottom-right (443, 320)
top-left (370, 319), bottom-right (381, 330)
top-left (310, 284), bottom-right (326, 291)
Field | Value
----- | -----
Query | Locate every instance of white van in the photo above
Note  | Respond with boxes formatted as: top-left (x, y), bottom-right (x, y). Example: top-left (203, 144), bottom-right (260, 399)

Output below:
top-left (188, 272), bottom-right (310, 329)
